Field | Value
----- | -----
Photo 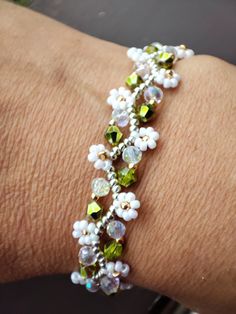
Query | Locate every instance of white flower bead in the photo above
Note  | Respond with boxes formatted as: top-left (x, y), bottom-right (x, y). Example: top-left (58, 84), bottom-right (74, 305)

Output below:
top-left (106, 262), bottom-right (115, 275)
top-left (72, 220), bottom-right (99, 245)
top-left (88, 144), bottom-right (112, 171)
top-left (175, 46), bottom-right (194, 59)
top-left (131, 127), bottom-right (159, 152)
top-left (107, 87), bottom-right (135, 111)
top-left (71, 271), bottom-right (86, 285)
top-left (154, 68), bottom-right (181, 89)
top-left (120, 263), bottom-right (130, 277)
top-left (127, 47), bottom-right (153, 64)
top-left (127, 47), bottom-right (144, 62)
top-left (105, 261), bottom-right (130, 278)
top-left (113, 192), bottom-right (140, 221)
top-left (114, 261), bottom-right (123, 273)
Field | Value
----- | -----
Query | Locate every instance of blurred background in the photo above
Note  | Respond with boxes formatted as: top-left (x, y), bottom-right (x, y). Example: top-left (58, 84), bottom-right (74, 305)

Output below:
top-left (1, 0), bottom-right (235, 313)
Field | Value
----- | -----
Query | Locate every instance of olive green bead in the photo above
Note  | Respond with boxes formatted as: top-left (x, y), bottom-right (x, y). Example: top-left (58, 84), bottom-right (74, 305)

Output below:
top-left (105, 125), bottom-right (123, 146)
top-left (138, 103), bottom-right (155, 122)
top-left (117, 167), bottom-right (137, 187)
top-left (125, 72), bottom-right (143, 90)
top-left (155, 52), bottom-right (175, 69)
top-left (103, 241), bottom-right (123, 260)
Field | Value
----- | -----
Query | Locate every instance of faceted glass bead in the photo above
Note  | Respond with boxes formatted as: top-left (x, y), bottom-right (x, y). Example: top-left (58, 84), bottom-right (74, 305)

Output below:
top-left (151, 42), bottom-right (163, 50)
top-left (87, 201), bottom-right (103, 220)
top-left (135, 63), bottom-right (151, 80)
top-left (104, 240), bottom-right (123, 260)
top-left (107, 220), bottom-right (126, 240)
top-left (117, 167), bottom-right (137, 187)
top-left (91, 178), bottom-right (110, 197)
top-left (122, 146), bottom-right (142, 165)
top-left (163, 46), bottom-right (177, 60)
top-left (105, 125), bottom-right (123, 146)
top-left (86, 279), bottom-right (99, 293)
top-left (79, 246), bottom-right (97, 266)
top-left (112, 109), bottom-right (129, 127)
top-left (100, 276), bottom-right (120, 295)
top-left (80, 266), bottom-right (87, 279)
top-left (138, 103), bottom-right (155, 122)
top-left (125, 72), bottom-right (143, 90)
top-left (144, 44), bottom-right (159, 54)
top-left (143, 86), bottom-right (163, 105)
top-left (155, 52), bottom-right (175, 69)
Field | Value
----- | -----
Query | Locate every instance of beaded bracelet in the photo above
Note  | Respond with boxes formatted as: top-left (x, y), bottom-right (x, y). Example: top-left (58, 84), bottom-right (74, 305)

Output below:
top-left (71, 42), bottom-right (194, 295)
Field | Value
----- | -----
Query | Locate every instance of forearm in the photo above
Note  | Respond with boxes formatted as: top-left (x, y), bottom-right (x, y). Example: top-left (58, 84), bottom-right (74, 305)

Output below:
top-left (0, 2), bottom-right (235, 314)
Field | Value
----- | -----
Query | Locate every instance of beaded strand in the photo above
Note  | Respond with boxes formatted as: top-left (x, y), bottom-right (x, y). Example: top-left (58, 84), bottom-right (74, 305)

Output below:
top-left (71, 42), bottom-right (194, 295)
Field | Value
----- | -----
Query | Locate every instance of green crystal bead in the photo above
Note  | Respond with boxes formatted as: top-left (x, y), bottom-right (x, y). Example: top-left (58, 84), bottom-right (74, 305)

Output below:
top-left (105, 125), bottom-right (123, 146)
top-left (155, 52), bottom-right (175, 69)
top-left (87, 201), bottom-right (103, 220)
top-left (144, 44), bottom-right (159, 54)
top-left (138, 103), bottom-right (155, 122)
top-left (125, 72), bottom-right (143, 90)
top-left (117, 167), bottom-right (137, 187)
top-left (80, 266), bottom-right (87, 279)
top-left (104, 240), bottom-right (123, 260)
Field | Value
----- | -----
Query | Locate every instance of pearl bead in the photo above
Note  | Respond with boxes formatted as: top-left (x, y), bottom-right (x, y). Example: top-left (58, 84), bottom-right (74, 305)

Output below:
top-left (71, 271), bottom-right (80, 284)
top-left (121, 264), bottom-right (130, 277)
top-left (106, 262), bottom-right (115, 273)
top-left (114, 261), bottom-right (123, 273)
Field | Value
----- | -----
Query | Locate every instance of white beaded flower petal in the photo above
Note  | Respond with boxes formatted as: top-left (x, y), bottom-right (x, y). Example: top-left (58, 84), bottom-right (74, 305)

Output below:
top-left (88, 144), bottom-right (112, 171)
top-left (127, 47), bottom-right (148, 63)
top-left (107, 87), bottom-right (135, 111)
top-left (154, 68), bottom-right (181, 89)
top-left (72, 220), bottom-right (99, 246)
top-left (71, 271), bottom-right (86, 285)
top-left (113, 192), bottom-right (140, 221)
top-left (131, 127), bottom-right (159, 152)
top-left (175, 45), bottom-right (194, 59)
top-left (105, 261), bottom-right (130, 278)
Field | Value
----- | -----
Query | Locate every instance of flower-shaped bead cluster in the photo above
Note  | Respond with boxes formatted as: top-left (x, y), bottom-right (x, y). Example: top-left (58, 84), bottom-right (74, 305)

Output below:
top-left (154, 68), bottom-right (180, 89)
top-left (127, 47), bottom-right (151, 63)
top-left (175, 45), bottom-right (194, 59)
top-left (71, 271), bottom-right (86, 285)
top-left (131, 127), bottom-right (159, 151)
top-left (72, 220), bottom-right (99, 246)
top-left (88, 144), bottom-right (111, 171)
top-left (106, 261), bottom-right (130, 278)
top-left (107, 87), bottom-right (135, 111)
top-left (113, 192), bottom-right (140, 221)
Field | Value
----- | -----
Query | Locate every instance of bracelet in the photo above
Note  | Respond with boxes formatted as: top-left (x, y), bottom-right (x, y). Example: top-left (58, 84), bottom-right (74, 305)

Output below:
top-left (71, 42), bottom-right (194, 295)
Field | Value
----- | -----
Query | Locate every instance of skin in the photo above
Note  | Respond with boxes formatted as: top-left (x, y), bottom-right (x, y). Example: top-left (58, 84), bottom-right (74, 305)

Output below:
top-left (0, 1), bottom-right (235, 313)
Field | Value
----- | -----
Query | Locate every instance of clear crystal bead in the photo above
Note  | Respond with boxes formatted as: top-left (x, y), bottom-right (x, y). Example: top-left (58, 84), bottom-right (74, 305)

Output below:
top-left (107, 220), bottom-right (126, 240)
top-left (112, 109), bottom-right (129, 127)
top-left (91, 178), bottom-right (110, 197)
top-left (100, 276), bottom-right (120, 295)
top-left (135, 63), bottom-right (151, 79)
top-left (122, 146), bottom-right (142, 165)
top-left (86, 279), bottom-right (99, 292)
top-left (79, 246), bottom-right (97, 266)
top-left (144, 86), bottom-right (163, 104)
